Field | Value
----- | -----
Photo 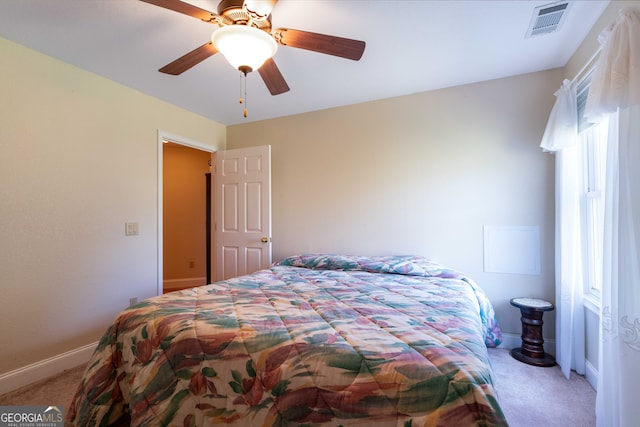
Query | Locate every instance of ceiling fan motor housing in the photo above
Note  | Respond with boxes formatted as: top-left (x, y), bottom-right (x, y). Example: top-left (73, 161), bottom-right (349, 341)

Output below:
top-left (217, 0), bottom-right (272, 32)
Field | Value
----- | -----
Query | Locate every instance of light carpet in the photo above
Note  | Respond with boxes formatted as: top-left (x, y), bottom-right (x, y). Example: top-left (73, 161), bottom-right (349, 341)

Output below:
top-left (488, 348), bottom-right (596, 426)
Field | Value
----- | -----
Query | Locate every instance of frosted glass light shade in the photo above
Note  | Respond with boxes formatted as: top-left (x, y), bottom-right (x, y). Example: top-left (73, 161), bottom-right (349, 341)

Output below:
top-left (212, 25), bottom-right (277, 72)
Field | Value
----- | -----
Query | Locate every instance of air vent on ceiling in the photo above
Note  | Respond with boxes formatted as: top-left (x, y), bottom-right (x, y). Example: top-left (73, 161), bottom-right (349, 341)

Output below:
top-left (526, 1), bottom-right (571, 38)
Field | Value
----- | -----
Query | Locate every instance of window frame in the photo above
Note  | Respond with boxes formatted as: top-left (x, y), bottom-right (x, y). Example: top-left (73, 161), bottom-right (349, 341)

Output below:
top-left (575, 69), bottom-right (608, 309)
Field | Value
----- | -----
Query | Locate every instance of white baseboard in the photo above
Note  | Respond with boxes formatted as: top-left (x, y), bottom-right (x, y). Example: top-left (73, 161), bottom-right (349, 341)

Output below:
top-left (498, 332), bottom-right (557, 357)
top-left (163, 277), bottom-right (206, 290)
top-left (585, 359), bottom-right (598, 390)
top-left (498, 333), bottom-right (521, 351)
top-left (0, 341), bottom-right (98, 396)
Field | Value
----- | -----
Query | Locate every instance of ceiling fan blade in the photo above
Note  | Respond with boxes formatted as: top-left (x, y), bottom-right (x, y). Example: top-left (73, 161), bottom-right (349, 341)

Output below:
top-left (273, 28), bottom-right (365, 61)
top-left (243, 0), bottom-right (278, 20)
top-left (159, 42), bottom-right (218, 75)
top-left (258, 58), bottom-right (290, 95)
top-left (140, 0), bottom-right (217, 22)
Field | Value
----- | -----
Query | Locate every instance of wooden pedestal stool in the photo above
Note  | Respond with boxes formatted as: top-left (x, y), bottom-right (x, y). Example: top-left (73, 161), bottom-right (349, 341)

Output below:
top-left (510, 297), bottom-right (556, 367)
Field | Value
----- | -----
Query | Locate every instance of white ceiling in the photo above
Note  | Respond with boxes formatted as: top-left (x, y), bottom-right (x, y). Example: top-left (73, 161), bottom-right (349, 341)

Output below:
top-left (0, 0), bottom-right (610, 126)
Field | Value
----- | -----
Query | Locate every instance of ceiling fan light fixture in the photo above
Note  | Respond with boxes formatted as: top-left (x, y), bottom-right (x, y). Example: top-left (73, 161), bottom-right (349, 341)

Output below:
top-left (212, 25), bottom-right (277, 73)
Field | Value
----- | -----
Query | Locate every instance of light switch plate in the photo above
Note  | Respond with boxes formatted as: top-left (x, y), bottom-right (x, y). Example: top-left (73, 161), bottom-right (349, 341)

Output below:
top-left (125, 222), bottom-right (139, 236)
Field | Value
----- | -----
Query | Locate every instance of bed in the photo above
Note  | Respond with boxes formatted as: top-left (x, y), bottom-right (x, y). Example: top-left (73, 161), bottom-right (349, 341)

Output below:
top-left (68, 254), bottom-right (507, 426)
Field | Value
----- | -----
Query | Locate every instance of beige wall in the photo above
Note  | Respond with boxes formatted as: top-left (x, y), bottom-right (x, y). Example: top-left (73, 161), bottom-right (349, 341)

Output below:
top-left (163, 144), bottom-right (212, 285)
top-left (0, 38), bottom-right (225, 374)
top-left (1, 0), bottom-right (627, 379)
top-left (227, 68), bottom-right (564, 341)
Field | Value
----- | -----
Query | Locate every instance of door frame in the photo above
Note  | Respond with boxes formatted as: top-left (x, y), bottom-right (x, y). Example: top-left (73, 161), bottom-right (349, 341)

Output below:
top-left (156, 130), bottom-right (219, 296)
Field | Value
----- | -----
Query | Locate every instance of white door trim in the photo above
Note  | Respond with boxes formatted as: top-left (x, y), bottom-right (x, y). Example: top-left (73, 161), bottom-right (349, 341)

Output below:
top-left (156, 130), bottom-right (219, 296)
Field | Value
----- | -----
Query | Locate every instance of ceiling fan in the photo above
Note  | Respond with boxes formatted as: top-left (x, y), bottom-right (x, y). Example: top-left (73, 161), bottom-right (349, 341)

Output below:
top-left (140, 0), bottom-right (366, 96)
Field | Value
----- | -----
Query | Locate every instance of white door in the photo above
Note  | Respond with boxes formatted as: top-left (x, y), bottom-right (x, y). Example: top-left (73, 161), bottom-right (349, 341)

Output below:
top-left (214, 145), bottom-right (272, 280)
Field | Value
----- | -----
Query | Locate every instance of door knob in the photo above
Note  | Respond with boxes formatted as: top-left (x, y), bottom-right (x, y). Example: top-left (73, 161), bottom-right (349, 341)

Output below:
top-left (261, 237), bottom-right (269, 243)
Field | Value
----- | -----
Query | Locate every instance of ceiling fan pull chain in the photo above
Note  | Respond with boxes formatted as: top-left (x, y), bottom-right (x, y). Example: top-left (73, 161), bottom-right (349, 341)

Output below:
top-left (243, 72), bottom-right (248, 118)
top-left (237, 72), bottom-right (248, 118)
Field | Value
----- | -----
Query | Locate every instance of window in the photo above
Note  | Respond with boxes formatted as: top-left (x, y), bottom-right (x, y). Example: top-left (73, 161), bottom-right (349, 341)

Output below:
top-left (578, 119), bottom-right (607, 299)
top-left (576, 70), bottom-right (609, 301)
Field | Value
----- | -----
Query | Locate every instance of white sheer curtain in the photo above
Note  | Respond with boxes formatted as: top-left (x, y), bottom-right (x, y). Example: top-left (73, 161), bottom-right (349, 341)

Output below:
top-left (585, 7), bottom-right (640, 427)
top-left (539, 80), bottom-right (585, 379)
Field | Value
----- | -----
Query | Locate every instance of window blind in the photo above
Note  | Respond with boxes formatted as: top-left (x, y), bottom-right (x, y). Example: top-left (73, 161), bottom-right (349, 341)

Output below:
top-left (577, 69), bottom-right (594, 133)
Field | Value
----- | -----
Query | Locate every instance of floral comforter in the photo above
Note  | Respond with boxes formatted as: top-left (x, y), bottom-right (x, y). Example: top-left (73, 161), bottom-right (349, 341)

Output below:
top-left (69, 254), bottom-right (506, 426)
